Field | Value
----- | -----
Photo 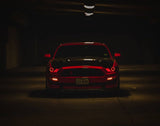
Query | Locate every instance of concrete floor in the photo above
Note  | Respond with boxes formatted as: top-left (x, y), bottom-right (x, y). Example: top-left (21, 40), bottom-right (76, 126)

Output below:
top-left (0, 65), bottom-right (160, 126)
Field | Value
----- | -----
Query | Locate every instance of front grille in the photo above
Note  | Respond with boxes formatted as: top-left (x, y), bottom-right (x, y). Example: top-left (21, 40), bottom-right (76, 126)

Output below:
top-left (60, 68), bottom-right (105, 77)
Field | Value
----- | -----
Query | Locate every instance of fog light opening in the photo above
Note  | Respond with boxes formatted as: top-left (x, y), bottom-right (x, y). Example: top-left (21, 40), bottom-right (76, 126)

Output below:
top-left (107, 77), bottom-right (113, 81)
top-left (51, 77), bottom-right (58, 81)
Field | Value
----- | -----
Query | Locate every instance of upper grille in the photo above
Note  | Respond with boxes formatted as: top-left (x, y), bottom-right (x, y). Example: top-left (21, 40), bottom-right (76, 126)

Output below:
top-left (60, 68), bottom-right (105, 77)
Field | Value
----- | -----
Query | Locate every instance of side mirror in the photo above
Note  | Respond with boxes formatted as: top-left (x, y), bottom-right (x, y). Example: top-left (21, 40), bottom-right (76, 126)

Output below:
top-left (44, 53), bottom-right (51, 58)
top-left (114, 53), bottom-right (121, 57)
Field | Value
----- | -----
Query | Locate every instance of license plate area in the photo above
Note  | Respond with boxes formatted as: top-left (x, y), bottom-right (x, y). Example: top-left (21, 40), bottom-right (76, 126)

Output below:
top-left (76, 78), bottom-right (89, 85)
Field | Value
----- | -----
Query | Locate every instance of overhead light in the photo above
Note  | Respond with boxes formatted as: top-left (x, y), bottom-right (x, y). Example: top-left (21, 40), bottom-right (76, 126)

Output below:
top-left (84, 5), bottom-right (95, 9)
top-left (84, 12), bottom-right (94, 16)
top-left (84, 42), bottom-right (94, 44)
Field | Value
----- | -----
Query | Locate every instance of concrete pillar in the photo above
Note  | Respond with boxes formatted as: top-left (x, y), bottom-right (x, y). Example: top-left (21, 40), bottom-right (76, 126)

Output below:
top-left (6, 26), bottom-right (20, 69)
top-left (0, 25), bottom-right (7, 72)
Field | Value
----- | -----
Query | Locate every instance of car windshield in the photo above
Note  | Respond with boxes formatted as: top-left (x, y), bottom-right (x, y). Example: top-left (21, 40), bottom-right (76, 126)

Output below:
top-left (55, 45), bottom-right (110, 58)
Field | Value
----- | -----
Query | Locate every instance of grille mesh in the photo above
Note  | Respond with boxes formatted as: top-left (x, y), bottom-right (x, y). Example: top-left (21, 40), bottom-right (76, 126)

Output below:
top-left (60, 68), bottom-right (104, 77)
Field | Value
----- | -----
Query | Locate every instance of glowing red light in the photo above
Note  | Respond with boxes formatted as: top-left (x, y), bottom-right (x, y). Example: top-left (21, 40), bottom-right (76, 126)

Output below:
top-left (54, 68), bottom-right (59, 73)
top-left (44, 53), bottom-right (51, 58)
top-left (106, 67), bottom-right (116, 73)
top-left (114, 53), bottom-right (121, 57)
top-left (106, 68), bottom-right (111, 72)
top-left (62, 66), bottom-right (103, 70)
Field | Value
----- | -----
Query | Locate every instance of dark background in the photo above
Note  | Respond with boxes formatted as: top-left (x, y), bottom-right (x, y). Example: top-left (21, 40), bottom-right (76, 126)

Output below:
top-left (0, 0), bottom-right (160, 71)
top-left (0, 1), bottom-right (160, 126)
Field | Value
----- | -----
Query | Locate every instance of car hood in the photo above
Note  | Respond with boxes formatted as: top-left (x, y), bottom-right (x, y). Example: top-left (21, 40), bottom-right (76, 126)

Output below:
top-left (49, 57), bottom-right (114, 69)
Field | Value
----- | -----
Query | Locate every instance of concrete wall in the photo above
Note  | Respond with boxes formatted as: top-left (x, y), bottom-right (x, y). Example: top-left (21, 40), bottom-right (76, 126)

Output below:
top-left (0, 25), bottom-right (7, 72)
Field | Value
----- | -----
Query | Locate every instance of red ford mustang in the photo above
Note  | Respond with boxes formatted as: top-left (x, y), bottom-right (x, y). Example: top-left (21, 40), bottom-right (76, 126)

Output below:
top-left (45, 42), bottom-right (120, 93)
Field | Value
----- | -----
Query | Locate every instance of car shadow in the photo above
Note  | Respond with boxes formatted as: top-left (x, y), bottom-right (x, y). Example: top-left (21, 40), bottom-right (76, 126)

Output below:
top-left (29, 89), bottom-right (130, 98)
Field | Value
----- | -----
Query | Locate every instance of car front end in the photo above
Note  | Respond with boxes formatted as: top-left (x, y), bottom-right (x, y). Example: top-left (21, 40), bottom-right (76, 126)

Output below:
top-left (45, 42), bottom-right (120, 93)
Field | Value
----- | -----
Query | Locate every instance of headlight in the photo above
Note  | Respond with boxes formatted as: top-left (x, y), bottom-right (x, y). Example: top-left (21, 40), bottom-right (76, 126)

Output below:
top-left (49, 67), bottom-right (54, 72)
top-left (105, 67), bottom-right (116, 73)
top-left (111, 67), bottom-right (116, 72)
top-left (49, 67), bottom-right (59, 73)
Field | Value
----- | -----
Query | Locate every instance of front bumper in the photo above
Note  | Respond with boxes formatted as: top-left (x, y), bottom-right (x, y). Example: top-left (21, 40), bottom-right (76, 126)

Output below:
top-left (46, 74), bottom-right (119, 91)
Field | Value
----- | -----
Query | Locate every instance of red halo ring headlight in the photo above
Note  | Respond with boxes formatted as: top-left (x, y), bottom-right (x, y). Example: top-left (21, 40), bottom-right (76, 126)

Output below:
top-left (111, 67), bottom-right (116, 72)
top-left (49, 67), bottom-right (54, 72)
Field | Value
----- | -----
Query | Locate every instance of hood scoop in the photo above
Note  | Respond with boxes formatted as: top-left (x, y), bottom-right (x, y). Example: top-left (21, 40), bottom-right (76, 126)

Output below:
top-left (52, 57), bottom-right (113, 68)
top-left (65, 58), bottom-right (103, 63)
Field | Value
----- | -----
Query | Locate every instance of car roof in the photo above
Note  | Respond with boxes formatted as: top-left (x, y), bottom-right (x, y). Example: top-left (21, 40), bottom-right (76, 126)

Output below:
top-left (59, 42), bottom-right (106, 46)
top-left (53, 42), bottom-right (112, 59)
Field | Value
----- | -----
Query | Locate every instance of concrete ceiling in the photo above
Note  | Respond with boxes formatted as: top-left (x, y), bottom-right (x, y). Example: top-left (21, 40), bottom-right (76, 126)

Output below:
top-left (1, 0), bottom-right (159, 17)
top-left (1, 0), bottom-right (159, 27)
